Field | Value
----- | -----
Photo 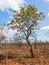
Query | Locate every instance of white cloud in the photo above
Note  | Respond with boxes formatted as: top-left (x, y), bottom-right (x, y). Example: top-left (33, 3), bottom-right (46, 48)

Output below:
top-left (40, 26), bottom-right (49, 30)
top-left (0, 0), bottom-right (25, 12)
top-left (48, 13), bottom-right (49, 16)
top-left (0, 25), bottom-right (18, 37)
top-left (7, 29), bottom-right (17, 35)
top-left (46, 0), bottom-right (49, 2)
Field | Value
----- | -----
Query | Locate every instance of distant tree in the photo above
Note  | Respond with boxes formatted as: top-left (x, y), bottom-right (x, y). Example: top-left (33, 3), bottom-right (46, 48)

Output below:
top-left (8, 5), bottom-right (45, 57)
top-left (0, 25), bottom-right (6, 54)
top-left (13, 31), bottom-right (24, 46)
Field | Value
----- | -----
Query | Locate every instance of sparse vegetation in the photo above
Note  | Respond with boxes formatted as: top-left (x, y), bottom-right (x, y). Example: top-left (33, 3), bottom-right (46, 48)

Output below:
top-left (0, 42), bottom-right (49, 65)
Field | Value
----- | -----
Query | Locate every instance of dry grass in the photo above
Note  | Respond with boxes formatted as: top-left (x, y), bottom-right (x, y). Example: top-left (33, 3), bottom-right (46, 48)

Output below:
top-left (0, 43), bottom-right (49, 65)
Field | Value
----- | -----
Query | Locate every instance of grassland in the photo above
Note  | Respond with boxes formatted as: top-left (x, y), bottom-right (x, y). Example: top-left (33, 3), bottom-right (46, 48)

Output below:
top-left (0, 43), bottom-right (49, 65)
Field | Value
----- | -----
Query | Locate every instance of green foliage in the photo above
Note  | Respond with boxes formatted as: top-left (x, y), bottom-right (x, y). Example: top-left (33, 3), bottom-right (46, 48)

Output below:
top-left (10, 5), bottom-right (45, 29)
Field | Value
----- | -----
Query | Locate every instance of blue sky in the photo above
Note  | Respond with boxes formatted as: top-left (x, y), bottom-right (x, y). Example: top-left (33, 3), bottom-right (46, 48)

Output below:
top-left (0, 0), bottom-right (49, 41)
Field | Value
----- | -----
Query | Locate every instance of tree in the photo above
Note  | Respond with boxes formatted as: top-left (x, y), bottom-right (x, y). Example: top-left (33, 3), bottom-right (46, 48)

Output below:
top-left (0, 25), bottom-right (6, 54)
top-left (8, 5), bottom-right (45, 57)
top-left (13, 31), bottom-right (26, 47)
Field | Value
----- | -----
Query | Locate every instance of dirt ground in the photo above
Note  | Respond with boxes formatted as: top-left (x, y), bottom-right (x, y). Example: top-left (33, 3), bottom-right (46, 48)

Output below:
top-left (0, 43), bottom-right (49, 65)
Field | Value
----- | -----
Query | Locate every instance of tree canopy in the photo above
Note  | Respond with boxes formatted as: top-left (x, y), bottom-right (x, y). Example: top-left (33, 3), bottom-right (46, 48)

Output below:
top-left (8, 5), bottom-right (45, 47)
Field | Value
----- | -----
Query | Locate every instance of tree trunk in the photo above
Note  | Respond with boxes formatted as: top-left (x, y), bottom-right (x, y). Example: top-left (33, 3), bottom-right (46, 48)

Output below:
top-left (34, 36), bottom-right (37, 49)
top-left (26, 37), bottom-right (34, 57)
top-left (26, 38), bottom-right (32, 47)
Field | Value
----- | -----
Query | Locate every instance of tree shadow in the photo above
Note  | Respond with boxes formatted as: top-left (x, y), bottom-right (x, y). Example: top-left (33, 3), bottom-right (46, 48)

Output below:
top-left (16, 55), bottom-right (34, 59)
